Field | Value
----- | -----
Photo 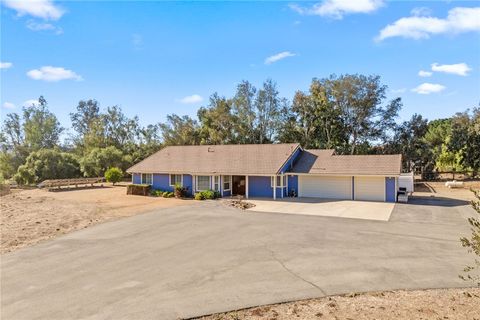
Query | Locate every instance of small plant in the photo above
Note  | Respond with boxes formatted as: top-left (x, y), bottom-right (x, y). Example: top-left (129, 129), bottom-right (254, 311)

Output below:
top-left (194, 192), bottom-right (205, 200)
top-left (105, 167), bottom-right (123, 185)
top-left (460, 188), bottom-right (480, 286)
top-left (174, 183), bottom-right (189, 198)
top-left (166, 192), bottom-right (174, 198)
top-left (202, 190), bottom-right (215, 200)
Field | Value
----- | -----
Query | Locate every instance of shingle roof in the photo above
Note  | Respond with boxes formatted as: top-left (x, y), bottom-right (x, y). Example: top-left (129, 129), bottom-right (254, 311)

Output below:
top-left (292, 149), bottom-right (402, 176)
top-left (127, 143), bottom-right (300, 175)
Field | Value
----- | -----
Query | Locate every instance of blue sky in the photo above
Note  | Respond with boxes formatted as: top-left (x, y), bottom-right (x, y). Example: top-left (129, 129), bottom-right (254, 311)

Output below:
top-left (1, 0), bottom-right (479, 132)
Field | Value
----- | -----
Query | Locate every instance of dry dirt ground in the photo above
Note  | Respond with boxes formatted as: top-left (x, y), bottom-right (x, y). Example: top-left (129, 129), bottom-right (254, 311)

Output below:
top-left (196, 288), bottom-right (480, 320)
top-left (0, 183), bottom-right (191, 254)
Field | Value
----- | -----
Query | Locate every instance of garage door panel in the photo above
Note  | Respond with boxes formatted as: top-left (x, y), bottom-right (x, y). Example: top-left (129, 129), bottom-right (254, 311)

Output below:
top-left (299, 176), bottom-right (351, 199)
top-left (355, 177), bottom-right (384, 201)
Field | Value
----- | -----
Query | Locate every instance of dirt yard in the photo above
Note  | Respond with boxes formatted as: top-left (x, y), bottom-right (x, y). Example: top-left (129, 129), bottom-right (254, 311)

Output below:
top-left (0, 183), bottom-right (192, 254)
top-left (414, 181), bottom-right (480, 201)
top-left (197, 288), bottom-right (480, 320)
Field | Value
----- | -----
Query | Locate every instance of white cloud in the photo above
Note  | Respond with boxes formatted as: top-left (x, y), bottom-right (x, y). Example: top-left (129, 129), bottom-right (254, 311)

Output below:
top-left (23, 99), bottom-right (41, 107)
top-left (289, 0), bottom-right (383, 19)
top-left (390, 88), bottom-right (406, 94)
top-left (178, 94), bottom-right (203, 104)
top-left (412, 83), bottom-right (446, 95)
top-left (26, 20), bottom-right (63, 34)
top-left (431, 62), bottom-right (471, 76)
top-left (2, 102), bottom-right (16, 109)
top-left (376, 7), bottom-right (480, 41)
top-left (0, 62), bottom-right (13, 69)
top-left (132, 33), bottom-right (143, 50)
top-left (2, 0), bottom-right (64, 20)
top-left (265, 51), bottom-right (296, 65)
top-left (27, 66), bottom-right (82, 82)
top-left (418, 70), bottom-right (432, 77)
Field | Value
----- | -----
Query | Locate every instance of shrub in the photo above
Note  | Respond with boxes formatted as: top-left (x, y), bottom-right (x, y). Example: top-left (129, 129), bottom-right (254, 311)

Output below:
top-left (460, 188), bottom-right (480, 286)
top-left (194, 192), bottom-right (204, 200)
top-left (166, 192), bottom-right (174, 198)
top-left (162, 191), bottom-right (170, 198)
top-left (150, 189), bottom-right (165, 197)
top-left (105, 167), bottom-right (123, 185)
top-left (202, 190), bottom-right (215, 200)
top-left (80, 146), bottom-right (124, 177)
top-left (174, 183), bottom-right (189, 198)
top-left (127, 184), bottom-right (151, 196)
top-left (194, 190), bottom-right (221, 200)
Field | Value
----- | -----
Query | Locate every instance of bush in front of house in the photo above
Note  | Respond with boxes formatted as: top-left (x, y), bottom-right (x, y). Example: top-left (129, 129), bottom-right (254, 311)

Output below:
top-left (194, 189), bottom-right (221, 200)
top-left (105, 167), bottom-right (123, 185)
top-left (127, 184), bottom-right (151, 196)
top-left (174, 183), bottom-right (189, 198)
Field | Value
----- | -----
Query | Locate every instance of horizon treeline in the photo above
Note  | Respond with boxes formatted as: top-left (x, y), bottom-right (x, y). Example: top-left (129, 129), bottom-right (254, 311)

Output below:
top-left (1, 74), bottom-right (479, 184)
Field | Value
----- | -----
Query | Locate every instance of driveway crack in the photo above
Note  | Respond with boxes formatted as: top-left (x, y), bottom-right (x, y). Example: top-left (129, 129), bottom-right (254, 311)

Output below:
top-left (264, 246), bottom-right (327, 296)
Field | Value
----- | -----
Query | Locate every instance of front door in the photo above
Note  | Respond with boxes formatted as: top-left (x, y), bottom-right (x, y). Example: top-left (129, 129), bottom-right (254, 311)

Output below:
top-left (232, 176), bottom-right (246, 196)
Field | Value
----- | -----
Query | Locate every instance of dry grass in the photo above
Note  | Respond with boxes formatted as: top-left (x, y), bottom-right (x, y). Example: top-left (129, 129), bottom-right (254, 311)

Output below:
top-left (197, 288), bottom-right (480, 320)
top-left (0, 183), bottom-right (192, 254)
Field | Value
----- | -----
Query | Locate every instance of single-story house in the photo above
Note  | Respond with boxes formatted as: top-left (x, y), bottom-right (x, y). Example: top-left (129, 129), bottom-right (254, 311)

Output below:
top-left (126, 143), bottom-right (402, 202)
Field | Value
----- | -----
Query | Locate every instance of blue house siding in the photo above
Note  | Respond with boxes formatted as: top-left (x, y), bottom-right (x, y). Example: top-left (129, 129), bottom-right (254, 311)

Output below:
top-left (385, 177), bottom-right (396, 202)
top-left (132, 173), bottom-right (141, 184)
top-left (183, 174), bottom-right (193, 196)
top-left (279, 147), bottom-right (302, 174)
top-left (248, 176), bottom-right (273, 198)
top-left (287, 175), bottom-right (298, 197)
top-left (152, 174), bottom-right (172, 191)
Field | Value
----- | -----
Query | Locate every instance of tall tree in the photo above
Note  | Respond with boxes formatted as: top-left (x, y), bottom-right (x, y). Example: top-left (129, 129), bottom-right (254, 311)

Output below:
top-left (70, 99), bottom-right (101, 150)
top-left (159, 114), bottom-right (200, 146)
top-left (255, 79), bottom-right (281, 143)
top-left (449, 108), bottom-right (480, 176)
top-left (232, 81), bottom-right (257, 144)
top-left (197, 93), bottom-right (237, 145)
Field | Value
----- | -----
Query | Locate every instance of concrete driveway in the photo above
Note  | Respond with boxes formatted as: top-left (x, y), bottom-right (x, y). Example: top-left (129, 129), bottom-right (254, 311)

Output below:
top-left (247, 198), bottom-right (394, 221)
top-left (1, 196), bottom-right (475, 320)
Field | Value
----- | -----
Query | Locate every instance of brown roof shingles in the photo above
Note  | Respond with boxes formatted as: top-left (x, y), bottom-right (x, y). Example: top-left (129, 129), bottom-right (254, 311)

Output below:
top-left (292, 149), bottom-right (402, 176)
top-left (127, 143), bottom-right (300, 175)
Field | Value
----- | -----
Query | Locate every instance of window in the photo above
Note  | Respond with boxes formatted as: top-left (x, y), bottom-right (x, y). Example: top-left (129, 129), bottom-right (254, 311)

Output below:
top-left (214, 176), bottom-right (220, 191)
top-left (170, 174), bottom-right (182, 186)
top-left (142, 173), bottom-right (152, 185)
top-left (271, 175), bottom-right (282, 187)
top-left (223, 175), bottom-right (231, 191)
top-left (196, 176), bottom-right (211, 191)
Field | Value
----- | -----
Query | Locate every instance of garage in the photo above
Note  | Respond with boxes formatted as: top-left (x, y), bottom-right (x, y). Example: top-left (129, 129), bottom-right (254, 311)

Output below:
top-left (298, 175), bottom-right (352, 199)
top-left (354, 176), bottom-right (385, 201)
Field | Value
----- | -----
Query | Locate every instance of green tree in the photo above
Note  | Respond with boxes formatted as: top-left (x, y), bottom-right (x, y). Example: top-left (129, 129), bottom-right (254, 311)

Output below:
top-left (231, 80), bottom-right (257, 144)
top-left (159, 114), bottom-right (200, 146)
top-left (255, 79), bottom-right (281, 143)
top-left (13, 149), bottom-right (81, 185)
top-left (105, 167), bottom-right (123, 185)
top-left (198, 93), bottom-right (237, 144)
top-left (460, 189), bottom-right (480, 286)
top-left (23, 96), bottom-right (63, 151)
top-left (449, 108), bottom-right (480, 176)
top-left (80, 146), bottom-right (124, 177)
top-left (70, 99), bottom-right (101, 150)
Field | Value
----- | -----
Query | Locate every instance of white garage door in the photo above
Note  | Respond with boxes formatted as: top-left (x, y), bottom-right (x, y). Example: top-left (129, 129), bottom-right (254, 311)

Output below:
top-left (355, 176), bottom-right (385, 201)
top-left (299, 176), bottom-right (352, 199)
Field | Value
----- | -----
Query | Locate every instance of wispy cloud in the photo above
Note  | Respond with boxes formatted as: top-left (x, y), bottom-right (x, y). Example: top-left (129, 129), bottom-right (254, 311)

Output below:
top-left (132, 33), bottom-right (143, 50)
top-left (265, 51), bottom-right (296, 65)
top-left (2, 102), bottom-right (16, 109)
top-left (376, 7), bottom-right (480, 41)
top-left (26, 20), bottom-right (63, 34)
top-left (0, 62), bottom-right (13, 69)
top-left (289, 0), bottom-right (383, 19)
top-left (23, 99), bottom-right (41, 107)
top-left (27, 66), bottom-right (83, 82)
top-left (2, 0), bottom-right (64, 20)
top-left (178, 94), bottom-right (203, 104)
top-left (390, 88), bottom-right (406, 94)
top-left (418, 70), bottom-right (432, 77)
top-left (412, 83), bottom-right (446, 95)
top-left (431, 62), bottom-right (471, 76)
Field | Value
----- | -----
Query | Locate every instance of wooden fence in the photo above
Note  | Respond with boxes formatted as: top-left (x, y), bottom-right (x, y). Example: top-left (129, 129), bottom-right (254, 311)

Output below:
top-left (38, 177), bottom-right (105, 190)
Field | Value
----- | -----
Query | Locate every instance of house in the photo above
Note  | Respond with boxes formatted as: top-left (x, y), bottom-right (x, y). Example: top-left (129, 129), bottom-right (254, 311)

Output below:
top-left (126, 143), bottom-right (402, 202)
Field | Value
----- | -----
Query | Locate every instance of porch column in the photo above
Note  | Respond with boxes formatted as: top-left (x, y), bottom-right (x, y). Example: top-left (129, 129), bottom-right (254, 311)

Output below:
top-left (245, 176), bottom-right (249, 199)
top-left (281, 174), bottom-right (284, 198)
top-left (193, 175), bottom-right (196, 193)
top-left (286, 174), bottom-right (289, 197)
top-left (273, 175), bottom-right (276, 200)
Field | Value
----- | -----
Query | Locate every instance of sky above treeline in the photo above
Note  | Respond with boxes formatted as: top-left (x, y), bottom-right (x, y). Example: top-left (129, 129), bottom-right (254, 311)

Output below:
top-left (1, 0), bottom-right (479, 132)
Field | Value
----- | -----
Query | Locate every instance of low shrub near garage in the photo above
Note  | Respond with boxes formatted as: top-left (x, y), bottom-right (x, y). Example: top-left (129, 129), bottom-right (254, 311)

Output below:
top-left (127, 184), bottom-right (151, 196)
top-left (194, 190), bottom-right (221, 200)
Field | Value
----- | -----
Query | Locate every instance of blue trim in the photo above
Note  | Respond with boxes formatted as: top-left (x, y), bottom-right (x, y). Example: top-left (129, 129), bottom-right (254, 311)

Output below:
top-left (183, 174), bottom-right (193, 196)
top-left (287, 175), bottom-right (298, 196)
top-left (385, 177), bottom-right (396, 202)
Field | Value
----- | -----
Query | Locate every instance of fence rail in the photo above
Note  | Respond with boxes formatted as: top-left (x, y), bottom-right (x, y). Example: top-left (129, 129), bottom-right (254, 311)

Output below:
top-left (38, 177), bottom-right (105, 190)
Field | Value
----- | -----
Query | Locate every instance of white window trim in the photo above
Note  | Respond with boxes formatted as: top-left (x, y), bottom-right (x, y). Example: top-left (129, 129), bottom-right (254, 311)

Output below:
top-left (141, 173), bottom-right (153, 185)
top-left (271, 175), bottom-right (283, 188)
top-left (223, 175), bottom-right (232, 191)
top-left (169, 174), bottom-right (183, 187)
top-left (213, 175), bottom-right (220, 192)
top-left (196, 175), bottom-right (211, 192)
